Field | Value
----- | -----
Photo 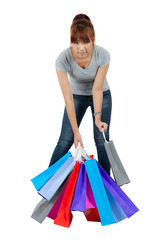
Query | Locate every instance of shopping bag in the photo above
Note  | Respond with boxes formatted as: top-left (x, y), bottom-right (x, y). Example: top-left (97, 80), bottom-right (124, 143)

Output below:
top-left (83, 154), bottom-right (100, 222)
top-left (31, 151), bottom-right (71, 191)
top-left (85, 172), bottom-right (127, 223)
top-left (84, 158), bottom-right (116, 226)
top-left (85, 167), bottom-right (127, 223)
top-left (85, 154), bottom-right (97, 209)
top-left (54, 162), bottom-right (81, 228)
top-left (105, 187), bottom-right (127, 222)
top-left (31, 176), bottom-right (69, 223)
top-left (38, 156), bottom-right (75, 200)
top-left (98, 163), bottom-right (139, 217)
top-left (70, 163), bottom-right (86, 212)
top-left (86, 174), bottom-right (96, 209)
top-left (101, 128), bottom-right (130, 186)
top-left (84, 208), bottom-right (100, 222)
top-left (47, 177), bottom-right (70, 220)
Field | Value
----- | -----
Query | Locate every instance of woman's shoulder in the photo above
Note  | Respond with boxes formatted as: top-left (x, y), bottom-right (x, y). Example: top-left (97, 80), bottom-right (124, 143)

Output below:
top-left (56, 47), bottom-right (71, 61)
top-left (94, 44), bottom-right (111, 67)
top-left (55, 47), bottom-right (71, 73)
top-left (94, 44), bottom-right (110, 56)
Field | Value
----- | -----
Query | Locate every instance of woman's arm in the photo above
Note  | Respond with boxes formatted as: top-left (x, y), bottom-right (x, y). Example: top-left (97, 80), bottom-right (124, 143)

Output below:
top-left (92, 63), bottom-right (110, 132)
top-left (56, 69), bottom-right (84, 148)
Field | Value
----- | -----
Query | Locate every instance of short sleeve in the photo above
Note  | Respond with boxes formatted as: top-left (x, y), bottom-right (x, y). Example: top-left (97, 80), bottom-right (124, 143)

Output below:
top-left (55, 51), bottom-right (70, 73)
top-left (99, 47), bottom-right (111, 67)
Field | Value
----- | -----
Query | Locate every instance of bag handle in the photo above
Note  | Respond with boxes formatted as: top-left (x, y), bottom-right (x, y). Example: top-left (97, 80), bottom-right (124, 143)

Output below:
top-left (101, 127), bottom-right (109, 143)
top-left (80, 147), bottom-right (91, 160)
top-left (72, 144), bottom-right (81, 161)
top-left (72, 144), bottom-right (85, 162)
top-left (72, 143), bottom-right (91, 161)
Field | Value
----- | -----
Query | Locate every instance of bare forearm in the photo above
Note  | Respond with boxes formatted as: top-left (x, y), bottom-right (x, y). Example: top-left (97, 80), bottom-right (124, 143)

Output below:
top-left (65, 98), bottom-right (79, 134)
top-left (92, 89), bottom-right (103, 122)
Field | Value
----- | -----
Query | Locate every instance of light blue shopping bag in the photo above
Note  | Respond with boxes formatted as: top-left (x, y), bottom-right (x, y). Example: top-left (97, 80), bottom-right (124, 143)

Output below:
top-left (38, 157), bottom-right (75, 200)
top-left (31, 151), bottom-right (71, 191)
top-left (105, 187), bottom-right (127, 222)
top-left (84, 158), bottom-right (116, 226)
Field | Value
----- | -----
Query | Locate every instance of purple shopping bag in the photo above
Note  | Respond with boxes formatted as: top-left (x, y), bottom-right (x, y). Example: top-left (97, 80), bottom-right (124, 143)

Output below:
top-left (70, 163), bottom-right (86, 212)
top-left (98, 163), bottom-right (139, 218)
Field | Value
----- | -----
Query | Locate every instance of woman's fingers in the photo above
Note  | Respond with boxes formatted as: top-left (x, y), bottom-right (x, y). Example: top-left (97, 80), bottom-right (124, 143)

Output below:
top-left (80, 139), bottom-right (84, 148)
top-left (100, 122), bottom-right (108, 132)
top-left (74, 139), bottom-right (78, 149)
top-left (74, 131), bottom-right (84, 149)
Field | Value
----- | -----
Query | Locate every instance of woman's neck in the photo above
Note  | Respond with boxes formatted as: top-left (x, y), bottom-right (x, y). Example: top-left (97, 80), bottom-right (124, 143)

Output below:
top-left (71, 48), bottom-right (93, 69)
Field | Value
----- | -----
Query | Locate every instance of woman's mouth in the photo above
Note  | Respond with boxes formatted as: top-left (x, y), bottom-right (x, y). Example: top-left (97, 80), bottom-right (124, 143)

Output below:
top-left (79, 52), bottom-right (86, 55)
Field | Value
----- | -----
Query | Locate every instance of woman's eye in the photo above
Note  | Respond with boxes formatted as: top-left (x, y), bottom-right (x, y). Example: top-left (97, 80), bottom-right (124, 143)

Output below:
top-left (73, 41), bottom-right (89, 44)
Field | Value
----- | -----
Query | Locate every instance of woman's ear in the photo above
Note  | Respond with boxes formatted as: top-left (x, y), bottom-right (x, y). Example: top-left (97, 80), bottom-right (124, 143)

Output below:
top-left (92, 36), bottom-right (96, 45)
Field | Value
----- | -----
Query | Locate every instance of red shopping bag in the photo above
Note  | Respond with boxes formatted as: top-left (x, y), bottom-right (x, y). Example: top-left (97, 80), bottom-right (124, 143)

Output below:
top-left (84, 208), bottom-right (100, 222)
top-left (54, 162), bottom-right (81, 228)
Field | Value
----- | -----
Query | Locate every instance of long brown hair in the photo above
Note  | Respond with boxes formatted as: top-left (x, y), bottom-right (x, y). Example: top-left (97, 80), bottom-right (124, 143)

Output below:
top-left (70, 14), bottom-right (95, 45)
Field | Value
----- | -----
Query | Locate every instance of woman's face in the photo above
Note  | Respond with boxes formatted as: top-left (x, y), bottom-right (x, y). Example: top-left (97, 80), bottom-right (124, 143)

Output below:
top-left (70, 38), bottom-right (95, 60)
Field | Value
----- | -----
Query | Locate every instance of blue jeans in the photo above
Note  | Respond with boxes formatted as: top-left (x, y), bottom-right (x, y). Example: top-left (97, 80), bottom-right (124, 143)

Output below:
top-left (48, 89), bottom-right (112, 175)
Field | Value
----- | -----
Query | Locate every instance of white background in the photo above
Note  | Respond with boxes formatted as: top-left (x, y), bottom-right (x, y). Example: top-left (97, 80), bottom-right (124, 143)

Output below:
top-left (0, 0), bottom-right (160, 239)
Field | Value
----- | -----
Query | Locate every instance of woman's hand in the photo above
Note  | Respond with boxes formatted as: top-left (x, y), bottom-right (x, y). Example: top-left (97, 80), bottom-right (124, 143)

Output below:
top-left (95, 119), bottom-right (108, 132)
top-left (74, 130), bottom-right (84, 149)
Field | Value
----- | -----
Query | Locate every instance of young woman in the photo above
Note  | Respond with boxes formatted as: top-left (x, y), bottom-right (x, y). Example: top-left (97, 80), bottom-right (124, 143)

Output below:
top-left (48, 13), bottom-right (112, 175)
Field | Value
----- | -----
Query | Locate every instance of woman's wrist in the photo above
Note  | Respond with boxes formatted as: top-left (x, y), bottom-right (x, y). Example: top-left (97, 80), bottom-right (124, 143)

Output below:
top-left (95, 115), bottom-right (101, 123)
top-left (73, 128), bottom-right (79, 134)
top-left (94, 111), bottom-right (102, 117)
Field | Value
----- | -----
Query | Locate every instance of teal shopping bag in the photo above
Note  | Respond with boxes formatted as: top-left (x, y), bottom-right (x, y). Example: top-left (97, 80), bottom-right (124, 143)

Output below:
top-left (31, 151), bottom-right (71, 191)
top-left (84, 159), bottom-right (116, 226)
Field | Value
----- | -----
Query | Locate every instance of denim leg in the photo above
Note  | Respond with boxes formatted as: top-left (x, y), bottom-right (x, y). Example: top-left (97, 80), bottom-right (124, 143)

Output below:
top-left (90, 90), bottom-right (112, 175)
top-left (48, 96), bottom-right (88, 167)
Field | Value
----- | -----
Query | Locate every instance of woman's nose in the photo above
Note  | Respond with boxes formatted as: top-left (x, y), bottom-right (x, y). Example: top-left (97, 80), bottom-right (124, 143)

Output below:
top-left (78, 43), bottom-right (85, 49)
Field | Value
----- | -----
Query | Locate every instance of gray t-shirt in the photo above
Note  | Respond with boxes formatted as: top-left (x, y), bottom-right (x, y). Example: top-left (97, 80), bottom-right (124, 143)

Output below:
top-left (55, 44), bottom-right (110, 95)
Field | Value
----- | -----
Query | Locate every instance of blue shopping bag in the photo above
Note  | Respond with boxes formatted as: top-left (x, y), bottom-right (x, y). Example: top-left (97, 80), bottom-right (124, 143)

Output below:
top-left (105, 187), bottom-right (127, 222)
top-left (38, 157), bottom-right (75, 200)
top-left (84, 159), bottom-right (116, 226)
top-left (31, 151), bottom-right (71, 191)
